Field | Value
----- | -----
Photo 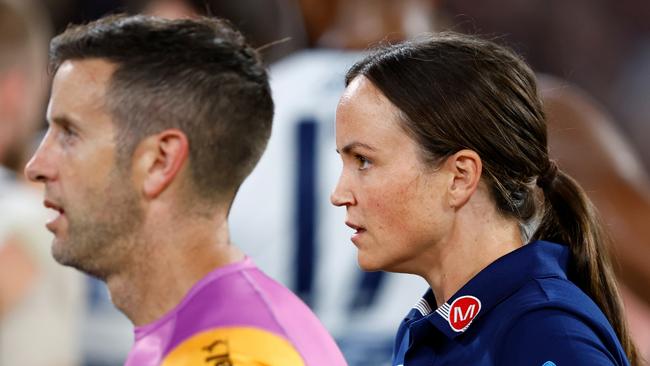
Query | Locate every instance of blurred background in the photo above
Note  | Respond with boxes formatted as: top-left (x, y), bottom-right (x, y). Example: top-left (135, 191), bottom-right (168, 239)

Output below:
top-left (1, 0), bottom-right (648, 365)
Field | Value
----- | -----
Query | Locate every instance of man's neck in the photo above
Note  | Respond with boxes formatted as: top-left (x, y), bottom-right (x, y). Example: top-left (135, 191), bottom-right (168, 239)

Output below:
top-left (105, 214), bottom-right (244, 326)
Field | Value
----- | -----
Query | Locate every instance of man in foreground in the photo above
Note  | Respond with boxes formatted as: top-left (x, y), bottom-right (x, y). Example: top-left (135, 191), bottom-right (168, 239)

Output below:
top-left (25, 14), bottom-right (346, 366)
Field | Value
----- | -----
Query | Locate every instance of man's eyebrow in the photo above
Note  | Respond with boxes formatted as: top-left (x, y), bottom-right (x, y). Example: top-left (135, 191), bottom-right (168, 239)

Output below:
top-left (336, 141), bottom-right (376, 155)
top-left (49, 115), bottom-right (80, 129)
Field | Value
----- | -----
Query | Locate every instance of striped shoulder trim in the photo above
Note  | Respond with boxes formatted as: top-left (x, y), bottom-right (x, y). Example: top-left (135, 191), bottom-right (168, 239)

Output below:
top-left (435, 302), bottom-right (451, 319)
top-left (414, 297), bottom-right (433, 316)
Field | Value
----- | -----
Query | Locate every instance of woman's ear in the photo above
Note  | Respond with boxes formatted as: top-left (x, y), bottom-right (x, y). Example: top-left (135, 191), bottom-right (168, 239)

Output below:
top-left (444, 149), bottom-right (482, 208)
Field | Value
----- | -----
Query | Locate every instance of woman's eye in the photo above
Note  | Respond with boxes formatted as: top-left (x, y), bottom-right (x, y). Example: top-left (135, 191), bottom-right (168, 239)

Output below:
top-left (356, 155), bottom-right (370, 170)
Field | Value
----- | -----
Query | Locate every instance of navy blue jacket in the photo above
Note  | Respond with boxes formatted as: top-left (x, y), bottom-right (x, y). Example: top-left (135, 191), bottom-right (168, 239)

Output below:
top-left (393, 241), bottom-right (630, 365)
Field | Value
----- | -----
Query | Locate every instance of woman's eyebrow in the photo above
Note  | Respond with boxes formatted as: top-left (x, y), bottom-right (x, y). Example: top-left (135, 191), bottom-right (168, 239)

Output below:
top-left (337, 141), bottom-right (376, 155)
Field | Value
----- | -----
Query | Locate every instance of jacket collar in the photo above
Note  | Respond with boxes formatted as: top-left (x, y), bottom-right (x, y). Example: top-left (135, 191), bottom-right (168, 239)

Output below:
top-left (404, 241), bottom-right (570, 339)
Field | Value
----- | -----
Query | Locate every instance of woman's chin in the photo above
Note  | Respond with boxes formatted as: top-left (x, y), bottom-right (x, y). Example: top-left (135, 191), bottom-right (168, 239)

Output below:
top-left (357, 253), bottom-right (385, 272)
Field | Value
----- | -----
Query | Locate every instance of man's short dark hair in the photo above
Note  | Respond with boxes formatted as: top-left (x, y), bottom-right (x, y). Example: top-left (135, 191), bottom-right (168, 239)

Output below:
top-left (50, 14), bottom-right (273, 205)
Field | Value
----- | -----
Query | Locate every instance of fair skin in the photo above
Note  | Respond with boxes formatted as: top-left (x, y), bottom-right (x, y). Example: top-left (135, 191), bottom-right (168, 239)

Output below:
top-left (330, 76), bottom-right (523, 306)
top-left (25, 58), bottom-right (243, 326)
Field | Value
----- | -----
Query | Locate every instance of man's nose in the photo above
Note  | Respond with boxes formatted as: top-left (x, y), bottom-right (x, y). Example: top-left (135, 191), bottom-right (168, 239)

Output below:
top-left (24, 135), bottom-right (56, 183)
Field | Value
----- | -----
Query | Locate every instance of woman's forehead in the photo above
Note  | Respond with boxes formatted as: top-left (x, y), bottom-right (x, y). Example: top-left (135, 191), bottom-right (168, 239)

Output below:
top-left (336, 85), bottom-right (416, 155)
top-left (338, 76), bottom-right (401, 124)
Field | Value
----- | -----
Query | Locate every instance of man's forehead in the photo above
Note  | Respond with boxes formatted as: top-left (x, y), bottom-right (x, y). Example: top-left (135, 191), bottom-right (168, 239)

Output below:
top-left (53, 58), bottom-right (117, 87)
top-left (48, 58), bottom-right (117, 127)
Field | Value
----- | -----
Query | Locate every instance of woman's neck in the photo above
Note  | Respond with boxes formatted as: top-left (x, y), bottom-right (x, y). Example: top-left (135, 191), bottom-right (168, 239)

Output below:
top-left (421, 194), bottom-right (524, 307)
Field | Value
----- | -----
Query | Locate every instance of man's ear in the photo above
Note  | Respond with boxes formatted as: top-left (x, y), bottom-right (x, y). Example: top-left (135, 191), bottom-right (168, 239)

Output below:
top-left (133, 129), bottom-right (189, 200)
top-left (444, 149), bottom-right (482, 208)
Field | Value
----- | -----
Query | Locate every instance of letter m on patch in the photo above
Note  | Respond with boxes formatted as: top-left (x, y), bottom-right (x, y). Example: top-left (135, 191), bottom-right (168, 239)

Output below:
top-left (448, 295), bottom-right (481, 332)
top-left (453, 304), bottom-right (476, 323)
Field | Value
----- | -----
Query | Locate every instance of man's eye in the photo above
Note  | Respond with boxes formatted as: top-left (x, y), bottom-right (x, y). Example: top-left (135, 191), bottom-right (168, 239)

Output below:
top-left (58, 125), bottom-right (77, 143)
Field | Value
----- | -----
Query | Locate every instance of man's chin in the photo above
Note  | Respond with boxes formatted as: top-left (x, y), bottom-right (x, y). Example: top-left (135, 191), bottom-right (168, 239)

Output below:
top-left (51, 237), bottom-right (74, 263)
top-left (52, 243), bottom-right (107, 280)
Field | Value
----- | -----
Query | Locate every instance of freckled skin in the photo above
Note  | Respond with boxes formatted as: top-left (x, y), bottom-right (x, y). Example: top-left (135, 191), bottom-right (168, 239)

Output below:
top-left (331, 76), bottom-right (454, 273)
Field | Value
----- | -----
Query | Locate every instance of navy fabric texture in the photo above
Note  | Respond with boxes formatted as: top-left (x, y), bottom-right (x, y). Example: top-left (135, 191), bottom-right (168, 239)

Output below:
top-left (393, 241), bottom-right (630, 366)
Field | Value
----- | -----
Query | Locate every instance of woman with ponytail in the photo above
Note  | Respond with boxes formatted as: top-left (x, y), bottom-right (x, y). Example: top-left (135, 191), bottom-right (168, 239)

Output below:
top-left (330, 32), bottom-right (637, 365)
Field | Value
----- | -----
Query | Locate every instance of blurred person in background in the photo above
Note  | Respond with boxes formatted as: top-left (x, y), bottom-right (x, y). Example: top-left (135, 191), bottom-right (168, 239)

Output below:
top-left (128, 0), bottom-right (306, 63)
top-left (127, 0), bottom-right (202, 18)
top-left (26, 14), bottom-right (346, 366)
top-left (0, 0), bottom-right (84, 365)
